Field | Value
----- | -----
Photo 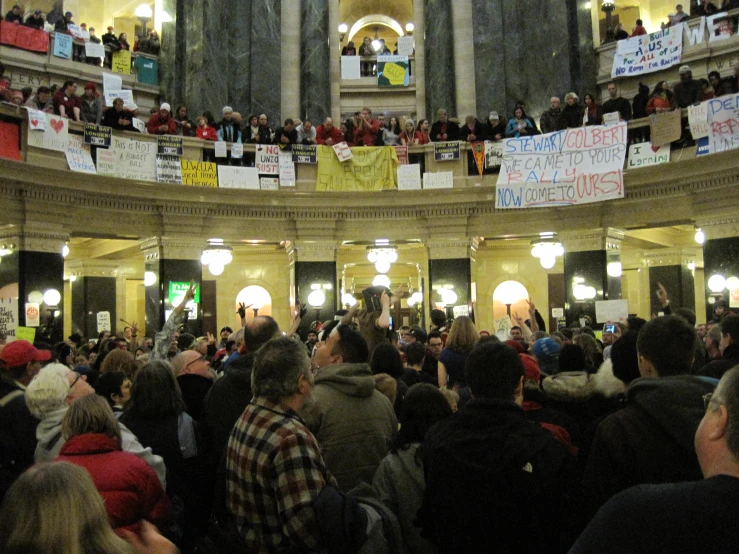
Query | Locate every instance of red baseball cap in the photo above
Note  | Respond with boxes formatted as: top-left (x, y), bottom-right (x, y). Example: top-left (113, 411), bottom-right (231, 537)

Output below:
top-left (520, 353), bottom-right (541, 383)
top-left (0, 340), bottom-right (52, 367)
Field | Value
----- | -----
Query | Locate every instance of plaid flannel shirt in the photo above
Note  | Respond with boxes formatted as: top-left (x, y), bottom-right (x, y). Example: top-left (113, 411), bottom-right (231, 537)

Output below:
top-left (226, 396), bottom-right (336, 553)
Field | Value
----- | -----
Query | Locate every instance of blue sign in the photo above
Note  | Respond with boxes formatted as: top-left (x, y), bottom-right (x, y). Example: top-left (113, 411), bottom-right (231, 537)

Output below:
top-left (696, 137), bottom-right (709, 156)
top-left (53, 32), bottom-right (72, 59)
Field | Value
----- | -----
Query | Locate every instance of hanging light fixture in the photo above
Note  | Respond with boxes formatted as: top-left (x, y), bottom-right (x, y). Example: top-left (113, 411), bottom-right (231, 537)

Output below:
top-left (373, 274), bottom-right (391, 287)
top-left (201, 239), bottom-right (233, 275)
top-left (367, 246), bottom-right (398, 275)
top-left (694, 228), bottom-right (705, 245)
top-left (530, 238), bottom-right (564, 269)
top-left (708, 274), bottom-right (727, 293)
top-left (341, 292), bottom-right (357, 307)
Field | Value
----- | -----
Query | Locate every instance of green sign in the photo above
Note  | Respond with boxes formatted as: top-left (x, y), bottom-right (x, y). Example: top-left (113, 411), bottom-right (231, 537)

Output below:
top-left (168, 282), bottom-right (200, 304)
top-left (135, 55), bottom-right (160, 86)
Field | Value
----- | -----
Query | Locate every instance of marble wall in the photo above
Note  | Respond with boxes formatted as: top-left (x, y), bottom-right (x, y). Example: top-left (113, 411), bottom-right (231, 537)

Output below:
top-left (471, 0), bottom-right (596, 124)
top-left (300, 0), bottom-right (330, 123)
top-left (424, 0), bottom-right (456, 120)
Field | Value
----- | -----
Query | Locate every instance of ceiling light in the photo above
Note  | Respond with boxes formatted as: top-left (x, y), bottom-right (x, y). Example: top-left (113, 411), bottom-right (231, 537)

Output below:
top-left (341, 293), bottom-right (356, 306)
top-left (708, 274), bottom-right (727, 293)
top-left (28, 290), bottom-right (44, 304)
top-left (43, 288), bottom-right (61, 306)
top-left (308, 290), bottom-right (326, 307)
top-left (373, 275), bottom-right (391, 288)
top-left (540, 256), bottom-right (556, 269)
top-left (209, 262), bottom-right (224, 276)
top-left (694, 228), bottom-right (705, 245)
top-left (375, 259), bottom-right (391, 273)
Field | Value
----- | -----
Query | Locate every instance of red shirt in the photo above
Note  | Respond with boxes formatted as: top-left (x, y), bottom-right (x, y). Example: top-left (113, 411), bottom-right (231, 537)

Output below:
top-left (631, 25), bottom-right (647, 37)
top-left (147, 113), bottom-right (177, 135)
top-left (353, 118), bottom-right (380, 146)
top-left (52, 89), bottom-right (80, 117)
top-left (399, 130), bottom-right (425, 145)
top-left (196, 125), bottom-right (218, 141)
top-left (316, 124), bottom-right (345, 145)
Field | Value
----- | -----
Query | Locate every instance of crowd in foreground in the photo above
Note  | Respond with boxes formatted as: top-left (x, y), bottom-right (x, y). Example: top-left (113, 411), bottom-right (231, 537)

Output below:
top-left (1, 281), bottom-right (738, 553)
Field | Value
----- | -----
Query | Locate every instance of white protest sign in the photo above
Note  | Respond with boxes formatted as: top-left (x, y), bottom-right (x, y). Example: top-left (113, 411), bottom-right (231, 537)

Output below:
top-left (132, 118), bottom-right (147, 134)
top-left (214, 141), bottom-right (227, 158)
top-left (103, 136), bottom-right (157, 182)
top-left (27, 113), bottom-right (68, 152)
top-left (96, 147), bottom-right (117, 177)
top-left (25, 303), bottom-right (40, 327)
top-left (494, 316), bottom-right (513, 340)
top-left (260, 177), bottom-right (280, 190)
top-left (85, 42), bottom-right (105, 58)
top-left (484, 141), bottom-right (503, 168)
top-left (104, 90), bottom-right (137, 111)
top-left (102, 72), bottom-right (122, 95)
top-left (495, 123), bottom-right (627, 209)
top-left (66, 135), bottom-right (96, 174)
top-left (627, 142), bottom-right (670, 169)
top-left (156, 154), bottom-right (183, 184)
top-left (688, 102), bottom-right (710, 140)
top-left (341, 56), bottom-right (361, 80)
top-left (0, 298), bottom-right (18, 342)
top-left (595, 299), bottom-right (629, 324)
top-left (333, 142), bottom-right (353, 162)
top-left (96, 311), bottom-right (111, 333)
top-left (26, 108), bottom-right (47, 131)
top-left (423, 171), bottom-right (454, 189)
top-left (611, 24), bottom-right (683, 79)
top-left (279, 151), bottom-right (296, 186)
top-left (552, 307), bottom-right (564, 318)
top-left (452, 305), bottom-right (469, 318)
top-left (256, 144), bottom-right (280, 174)
top-left (603, 112), bottom-right (620, 126)
top-left (398, 36), bottom-right (414, 56)
top-left (231, 142), bottom-right (243, 159)
top-left (397, 163), bottom-right (421, 190)
top-left (67, 24), bottom-right (89, 40)
top-left (707, 94), bottom-right (739, 154)
top-left (217, 166), bottom-right (260, 189)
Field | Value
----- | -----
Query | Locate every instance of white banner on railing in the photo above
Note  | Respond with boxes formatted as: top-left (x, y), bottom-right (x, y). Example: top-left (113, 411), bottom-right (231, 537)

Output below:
top-left (611, 24), bottom-right (683, 79)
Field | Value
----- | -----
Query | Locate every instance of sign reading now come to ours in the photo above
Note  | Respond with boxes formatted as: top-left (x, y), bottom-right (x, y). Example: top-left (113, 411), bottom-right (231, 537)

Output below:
top-left (495, 123), bottom-right (628, 209)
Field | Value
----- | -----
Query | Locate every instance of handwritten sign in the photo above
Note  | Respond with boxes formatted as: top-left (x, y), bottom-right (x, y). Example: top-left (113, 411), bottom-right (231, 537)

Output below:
top-left (102, 73), bottom-right (122, 95)
top-left (256, 144), bottom-right (280, 173)
top-left (495, 123), bottom-right (628, 209)
top-left (83, 124), bottom-right (111, 146)
top-left (377, 55), bottom-right (409, 87)
top-left (707, 93), bottom-right (739, 154)
top-left (25, 303), bottom-right (40, 327)
top-left (627, 142), bottom-right (670, 169)
top-left (96, 311), bottom-right (111, 334)
top-left (231, 142), bottom-right (243, 159)
top-left (53, 32), bottom-right (72, 59)
top-left (214, 141), bottom-right (227, 158)
top-left (85, 41), bottom-right (105, 59)
top-left (106, 137), bottom-right (156, 181)
top-left (394, 145), bottom-right (408, 165)
top-left (112, 50), bottom-right (132, 74)
top-left (397, 163), bottom-right (421, 190)
top-left (595, 299), bottom-right (629, 324)
top-left (611, 24), bottom-right (683, 79)
top-left (279, 151), bottom-right (296, 186)
top-left (341, 56), bottom-right (361, 80)
top-left (66, 135), bottom-right (97, 174)
top-left (156, 154), bottom-right (183, 184)
top-left (0, 298), bottom-right (18, 342)
top-left (181, 159), bottom-right (217, 187)
top-left (27, 113), bottom-right (68, 152)
top-left (603, 112), bottom-right (620, 126)
top-left (26, 108), bottom-right (47, 131)
top-left (132, 118), bottom-right (147, 134)
top-left (260, 177), bottom-right (279, 190)
top-left (397, 36), bottom-right (414, 56)
top-left (292, 144), bottom-right (317, 163)
top-left (157, 135), bottom-right (183, 156)
top-left (332, 142), bottom-right (353, 162)
top-left (423, 171), bottom-right (454, 189)
top-left (688, 102), bottom-right (710, 140)
top-left (650, 110), bottom-right (682, 147)
top-left (95, 147), bottom-right (117, 177)
top-left (218, 166), bottom-right (260, 189)
top-left (15, 326), bottom-right (36, 342)
top-left (103, 90), bottom-right (137, 111)
top-left (434, 141), bottom-right (460, 161)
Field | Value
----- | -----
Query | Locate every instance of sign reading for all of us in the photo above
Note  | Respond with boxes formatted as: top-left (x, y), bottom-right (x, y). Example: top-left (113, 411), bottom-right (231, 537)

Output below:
top-left (495, 123), bottom-right (628, 209)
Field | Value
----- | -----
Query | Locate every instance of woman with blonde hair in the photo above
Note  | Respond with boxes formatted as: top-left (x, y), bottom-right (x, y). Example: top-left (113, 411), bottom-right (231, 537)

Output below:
top-left (438, 316), bottom-right (479, 389)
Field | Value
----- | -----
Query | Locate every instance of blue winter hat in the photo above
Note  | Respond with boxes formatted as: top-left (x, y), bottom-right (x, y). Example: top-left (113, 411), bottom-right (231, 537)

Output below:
top-left (532, 337), bottom-right (561, 361)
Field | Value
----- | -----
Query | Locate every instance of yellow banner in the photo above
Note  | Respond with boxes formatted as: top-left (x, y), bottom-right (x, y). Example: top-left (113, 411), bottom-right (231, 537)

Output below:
top-left (112, 50), bottom-right (132, 74)
top-left (181, 159), bottom-right (217, 187)
top-left (316, 146), bottom-right (398, 191)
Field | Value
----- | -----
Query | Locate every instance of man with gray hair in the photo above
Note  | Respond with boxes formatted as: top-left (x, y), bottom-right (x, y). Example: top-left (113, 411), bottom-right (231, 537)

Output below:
top-left (226, 336), bottom-right (336, 552)
top-left (571, 366), bottom-right (739, 552)
top-left (25, 363), bottom-right (166, 486)
top-left (539, 97), bottom-right (562, 134)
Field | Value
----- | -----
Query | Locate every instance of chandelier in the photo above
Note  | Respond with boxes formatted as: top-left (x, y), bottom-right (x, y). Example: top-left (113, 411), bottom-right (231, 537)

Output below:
top-left (367, 246), bottom-right (398, 274)
top-left (201, 239), bottom-right (233, 276)
top-left (530, 239), bottom-right (564, 269)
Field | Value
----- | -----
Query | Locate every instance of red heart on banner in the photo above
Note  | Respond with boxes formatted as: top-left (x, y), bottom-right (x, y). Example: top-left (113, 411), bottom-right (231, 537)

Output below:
top-left (50, 119), bottom-right (64, 134)
top-left (30, 119), bottom-right (38, 127)
top-left (651, 144), bottom-right (660, 153)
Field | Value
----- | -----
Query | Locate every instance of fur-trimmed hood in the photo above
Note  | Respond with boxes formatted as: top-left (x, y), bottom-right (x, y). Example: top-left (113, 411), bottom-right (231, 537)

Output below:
top-left (593, 358), bottom-right (627, 398)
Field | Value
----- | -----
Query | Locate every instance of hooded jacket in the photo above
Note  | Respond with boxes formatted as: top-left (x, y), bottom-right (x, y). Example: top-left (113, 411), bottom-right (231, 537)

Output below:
top-left (418, 398), bottom-right (580, 553)
top-left (583, 375), bottom-right (717, 514)
top-left (57, 433), bottom-right (171, 533)
top-left (301, 363), bottom-right (397, 492)
top-left (373, 443), bottom-right (435, 554)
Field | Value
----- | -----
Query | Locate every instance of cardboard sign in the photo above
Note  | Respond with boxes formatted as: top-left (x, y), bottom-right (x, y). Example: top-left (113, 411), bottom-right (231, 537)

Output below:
top-left (96, 311), bottom-right (111, 333)
top-left (181, 159), bottom-right (217, 187)
top-left (157, 135), bottom-right (183, 156)
top-left (260, 177), bottom-right (279, 190)
top-left (112, 50), bottom-right (132, 74)
top-left (218, 166), bottom-right (260, 189)
top-left (102, 73), bottom-right (122, 95)
top-left (434, 141), bottom-right (460, 161)
top-left (397, 163), bottom-right (421, 190)
top-left (341, 56), bottom-right (361, 80)
top-left (156, 154), bottom-right (183, 184)
top-left (279, 151), bottom-right (296, 186)
top-left (332, 142), bottom-right (353, 162)
top-left (423, 171), bottom-right (454, 189)
top-left (99, 136), bottom-right (157, 182)
top-left (292, 144), bottom-right (317, 163)
top-left (495, 123), bottom-right (627, 209)
top-left (595, 299), bottom-right (629, 324)
top-left (214, 141), bottom-right (227, 158)
top-left (0, 298), bottom-right (18, 342)
top-left (231, 142), bottom-right (243, 159)
top-left (25, 303), bottom-right (40, 327)
top-left (484, 141), bottom-right (503, 168)
top-left (26, 108), bottom-right (47, 131)
top-left (707, 94), bottom-right (739, 153)
top-left (53, 32), bottom-right (72, 59)
top-left (132, 118), bottom-right (147, 134)
top-left (650, 110), bottom-right (682, 147)
top-left (397, 36), bottom-right (414, 56)
top-left (66, 135), bottom-right (97, 174)
top-left (27, 113), bottom-right (68, 152)
top-left (85, 41), bottom-right (105, 58)
top-left (83, 124), bottom-right (111, 146)
top-left (256, 144), bottom-right (280, 173)
top-left (627, 142), bottom-right (670, 169)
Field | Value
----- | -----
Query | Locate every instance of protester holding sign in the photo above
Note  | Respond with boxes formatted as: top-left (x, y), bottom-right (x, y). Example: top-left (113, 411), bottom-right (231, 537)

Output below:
top-left (602, 82), bottom-right (632, 122)
top-left (54, 11), bottom-right (74, 32)
top-left (102, 98), bottom-right (136, 131)
top-left (80, 83), bottom-right (102, 125)
top-left (52, 80), bottom-right (81, 121)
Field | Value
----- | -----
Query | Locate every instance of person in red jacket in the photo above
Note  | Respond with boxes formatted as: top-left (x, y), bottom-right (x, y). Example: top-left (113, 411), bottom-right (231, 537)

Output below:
top-left (315, 116), bottom-right (345, 146)
top-left (56, 394), bottom-right (171, 535)
top-left (353, 107), bottom-right (380, 146)
top-left (146, 102), bottom-right (177, 135)
top-left (631, 18), bottom-right (647, 37)
top-left (195, 115), bottom-right (217, 140)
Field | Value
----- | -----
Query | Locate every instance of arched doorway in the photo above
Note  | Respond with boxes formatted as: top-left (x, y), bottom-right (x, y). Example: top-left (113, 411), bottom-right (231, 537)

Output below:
top-left (492, 280), bottom-right (529, 339)
top-left (235, 285), bottom-right (273, 323)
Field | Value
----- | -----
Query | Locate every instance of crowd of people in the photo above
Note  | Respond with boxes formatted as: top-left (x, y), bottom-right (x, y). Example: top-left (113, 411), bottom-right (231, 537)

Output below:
top-left (1, 279), bottom-right (738, 552)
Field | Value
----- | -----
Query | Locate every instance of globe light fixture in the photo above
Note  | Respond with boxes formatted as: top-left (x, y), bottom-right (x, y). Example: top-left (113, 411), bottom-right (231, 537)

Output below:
top-left (530, 239), bottom-right (564, 269)
top-left (201, 239), bottom-right (233, 274)
top-left (144, 271), bottom-right (157, 287)
top-left (43, 288), bottom-right (61, 306)
top-left (607, 261), bottom-right (623, 277)
top-left (694, 228), bottom-right (705, 245)
top-left (373, 274), bottom-right (391, 288)
top-left (308, 289), bottom-right (326, 308)
top-left (708, 274), bottom-right (727, 293)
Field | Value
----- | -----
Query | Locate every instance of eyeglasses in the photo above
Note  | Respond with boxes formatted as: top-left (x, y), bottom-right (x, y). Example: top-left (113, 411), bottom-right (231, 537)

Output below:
top-left (184, 355), bottom-right (206, 371)
top-left (69, 373), bottom-right (82, 390)
top-left (703, 393), bottom-right (716, 410)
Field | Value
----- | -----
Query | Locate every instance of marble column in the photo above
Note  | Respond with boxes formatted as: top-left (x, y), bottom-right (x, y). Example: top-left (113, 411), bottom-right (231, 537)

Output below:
top-left (71, 277), bottom-right (117, 339)
top-left (329, 0), bottom-right (341, 122)
top-left (451, 0), bottom-right (476, 120)
top-left (159, 0), bottom-right (182, 104)
top-left (281, 0), bottom-right (301, 122)
top-left (251, 0), bottom-right (282, 126)
top-left (427, 240), bottom-right (475, 322)
top-left (228, 1), bottom-right (253, 114)
top-left (300, 0), bottom-right (330, 123)
top-left (424, 0), bottom-right (455, 119)
top-left (413, 0), bottom-right (426, 120)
